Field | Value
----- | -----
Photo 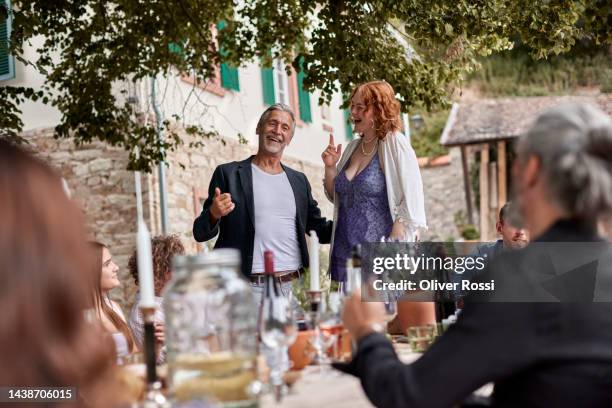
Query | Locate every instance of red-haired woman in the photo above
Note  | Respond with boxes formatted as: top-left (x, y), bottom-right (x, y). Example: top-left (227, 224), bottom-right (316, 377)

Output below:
top-left (91, 242), bottom-right (137, 362)
top-left (322, 81), bottom-right (433, 329)
top-left (322, 80), bottom-right (427, 281)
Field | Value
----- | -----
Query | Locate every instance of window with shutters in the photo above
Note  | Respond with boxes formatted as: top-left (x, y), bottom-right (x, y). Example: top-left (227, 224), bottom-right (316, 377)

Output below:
top-left (261, 65), bottom-right (275, 106)
top-left (261, 58), bottom-right (312, 127)
top-left (217, 21), bottom-right (239, 92)
top-left (181, 70), bottom-right (226, 97)
top-left (179, 22), bottom-right (240, 96)
top-left (0, 0), bottom-right (15, 82)
top-left (273, 59), bottom-right (290, 106)
top-left (295, 57), bottom-right (312, 123)
top-left (220, 62), bottom-right (240, 91)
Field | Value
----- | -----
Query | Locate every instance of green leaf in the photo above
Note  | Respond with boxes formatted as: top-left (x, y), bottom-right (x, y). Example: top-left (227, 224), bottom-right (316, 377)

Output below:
top-left (2, 0), bottom-right (608, 169)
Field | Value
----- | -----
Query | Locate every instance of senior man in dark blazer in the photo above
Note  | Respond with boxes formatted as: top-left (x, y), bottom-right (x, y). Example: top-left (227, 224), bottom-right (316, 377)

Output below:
top-left (193, 103), bottom-right (333, 284)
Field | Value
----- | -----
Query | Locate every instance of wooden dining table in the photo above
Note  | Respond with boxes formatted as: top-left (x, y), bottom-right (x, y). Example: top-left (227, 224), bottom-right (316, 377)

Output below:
top-left (261, 343), bottom-right (493, 407)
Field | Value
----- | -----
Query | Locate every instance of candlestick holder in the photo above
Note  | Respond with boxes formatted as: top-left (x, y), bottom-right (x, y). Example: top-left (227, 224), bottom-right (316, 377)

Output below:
top-left (139, 306), bottom-right (169, 408)
top-left (140, 381), bottom-right (169, 408)
top-left (307, 290), bottom-right (322, 323)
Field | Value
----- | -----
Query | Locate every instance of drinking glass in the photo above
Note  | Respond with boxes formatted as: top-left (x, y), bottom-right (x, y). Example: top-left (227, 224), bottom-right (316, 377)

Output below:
top-left (259, 290), bottom-right (297, 401)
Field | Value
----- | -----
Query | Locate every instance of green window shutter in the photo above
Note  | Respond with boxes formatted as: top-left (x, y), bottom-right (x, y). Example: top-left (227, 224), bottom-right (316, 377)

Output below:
top-left (344, 109), bottom-right (354, 140)
top-left (168, 42), bottom-right (182, 54)
top-left (217, 20), bottom-right (239, 91)
top-left (0, 0), bottom-right (15, 81)
top-left (296, 67), bottom-right (312, 123)
top-left (261, 67), bottom-right (275, 105)
top-left (220, 63), bottom-right (240, 91)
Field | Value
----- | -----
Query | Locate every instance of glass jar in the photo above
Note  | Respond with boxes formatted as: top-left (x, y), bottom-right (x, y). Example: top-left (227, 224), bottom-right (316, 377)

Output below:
top-left (164, 249), bottom-right (259, 407)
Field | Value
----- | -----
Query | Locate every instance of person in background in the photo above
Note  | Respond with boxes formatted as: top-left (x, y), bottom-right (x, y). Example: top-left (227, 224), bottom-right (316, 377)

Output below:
top-left (452, 202), bottom-right (530, 305)
top-left (193, 103), bottom-right (333, 381)
top-left (128, 234), bottom-right (185, 361)
top-left (193, 103), bottom-right (332, 293)
top-left (337, 102), bottom-right (612, 407)
top-left (322, 80), bottom-right (432, 329)
top-left (0, 140), bottom-right (117, 406)
top-left (91, 242), bottom-right (137, 362)
top-left (480, 201), bottom-right (529, 255)
top-left (322, 80), bottom-right (427, 281)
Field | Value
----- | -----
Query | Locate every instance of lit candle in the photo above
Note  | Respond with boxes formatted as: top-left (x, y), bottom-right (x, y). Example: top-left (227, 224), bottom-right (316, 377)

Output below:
top-left (309, 230), bottom-right (320, 291)
top-left (137, 219), bottom-right (155, 308)
top-left (134, 172), bottom-right (154, 308)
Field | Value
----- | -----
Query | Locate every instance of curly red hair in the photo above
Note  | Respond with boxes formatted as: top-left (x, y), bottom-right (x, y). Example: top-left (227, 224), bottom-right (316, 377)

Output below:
top-left (351, 81), bottom-right (402, 140)
top-left (128, 234), bottom-right (185, 296)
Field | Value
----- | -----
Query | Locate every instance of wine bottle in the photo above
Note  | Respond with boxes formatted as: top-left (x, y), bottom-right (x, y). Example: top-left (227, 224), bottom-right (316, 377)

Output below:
top-left (260, 250), bottom-right (296, 348)
top-left (259, 250), bottom-right (297, 400)
top-left (257, 250), bottom-right (277, 344)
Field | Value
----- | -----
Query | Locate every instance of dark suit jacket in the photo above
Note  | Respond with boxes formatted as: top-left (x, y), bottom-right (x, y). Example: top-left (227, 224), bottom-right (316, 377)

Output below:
top-left (335, 219), bottom-right (612, 407)
top-left (193, 156), bottom-right (332, 278)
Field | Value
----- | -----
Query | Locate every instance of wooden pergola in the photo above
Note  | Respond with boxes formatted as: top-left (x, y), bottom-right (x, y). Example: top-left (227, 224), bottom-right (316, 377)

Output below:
top-left (440, 94), bottom-right (612, 240)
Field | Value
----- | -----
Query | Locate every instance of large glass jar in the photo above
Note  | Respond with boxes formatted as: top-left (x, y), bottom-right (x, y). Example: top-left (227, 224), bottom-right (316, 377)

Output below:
top-left (164, 249), bottom-right (259, 407)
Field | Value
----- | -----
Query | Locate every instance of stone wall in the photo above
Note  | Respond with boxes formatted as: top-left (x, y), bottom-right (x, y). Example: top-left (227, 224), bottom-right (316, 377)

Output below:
top-left (420, 147), bottom-right (466, 241)
top-left (25, 128), bottom-right (467, 311)
top-left (25, 128), bottom-right (146, 308)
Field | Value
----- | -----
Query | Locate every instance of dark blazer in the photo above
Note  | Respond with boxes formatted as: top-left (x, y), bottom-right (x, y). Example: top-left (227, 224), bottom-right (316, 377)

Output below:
top-left (335, 219), bottom-right (612, 408)
top-left (193, 156), bottom-right (332, 278)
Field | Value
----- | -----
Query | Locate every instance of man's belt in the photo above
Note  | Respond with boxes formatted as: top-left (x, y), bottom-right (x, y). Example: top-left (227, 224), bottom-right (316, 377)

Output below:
top-left (249, 269), bottom-right (302, 285)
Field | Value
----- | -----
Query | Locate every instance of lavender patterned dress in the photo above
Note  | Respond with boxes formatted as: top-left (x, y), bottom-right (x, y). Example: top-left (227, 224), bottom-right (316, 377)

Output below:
top-left (330, 153), bottom-right (393, 282)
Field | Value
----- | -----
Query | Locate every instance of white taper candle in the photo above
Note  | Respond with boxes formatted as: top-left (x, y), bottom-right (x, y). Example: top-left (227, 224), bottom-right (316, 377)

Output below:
top-left (309, 230), bottom-right (320, 291)
top-left (134, 171), bottom-right (155, 308)
top-left (137, 219), bottom-right (155, 308)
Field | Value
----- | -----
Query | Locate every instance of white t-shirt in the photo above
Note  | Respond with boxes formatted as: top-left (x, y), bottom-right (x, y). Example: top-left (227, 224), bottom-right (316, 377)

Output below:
top-left (251, 163), bottom-right (301, 273)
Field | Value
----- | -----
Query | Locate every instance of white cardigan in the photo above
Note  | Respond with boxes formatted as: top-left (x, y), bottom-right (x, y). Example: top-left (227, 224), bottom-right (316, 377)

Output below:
top-left (324, 131), bottom-right (427, 267)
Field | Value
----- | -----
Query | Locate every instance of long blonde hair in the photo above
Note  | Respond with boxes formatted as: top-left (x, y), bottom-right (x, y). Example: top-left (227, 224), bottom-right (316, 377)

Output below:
top-left (91, 242), bottom-right (136, 352)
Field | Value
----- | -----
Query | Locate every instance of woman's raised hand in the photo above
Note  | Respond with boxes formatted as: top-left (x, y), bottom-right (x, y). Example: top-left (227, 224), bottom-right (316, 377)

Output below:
top-left (322, 134), bottom-right (342, 168)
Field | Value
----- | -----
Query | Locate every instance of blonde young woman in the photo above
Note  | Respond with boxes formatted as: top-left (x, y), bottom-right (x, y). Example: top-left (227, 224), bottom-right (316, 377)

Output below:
top-left (322, 80), bottom-right (434, 327)
top-left (91, 242), bottom-right (137, 361)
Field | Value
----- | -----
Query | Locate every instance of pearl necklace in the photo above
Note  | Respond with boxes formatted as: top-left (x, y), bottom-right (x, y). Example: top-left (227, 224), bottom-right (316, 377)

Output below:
top-left (361, 137), bottom-right (378, 156)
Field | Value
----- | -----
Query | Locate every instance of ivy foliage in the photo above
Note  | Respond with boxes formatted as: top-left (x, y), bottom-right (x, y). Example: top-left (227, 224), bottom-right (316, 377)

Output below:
top-left (410, 110), bottom-right (450, 159)
top-left (1, 0), bottom-right (609, 170)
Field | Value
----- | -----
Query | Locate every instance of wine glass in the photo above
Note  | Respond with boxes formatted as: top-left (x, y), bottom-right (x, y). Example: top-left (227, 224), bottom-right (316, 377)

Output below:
top-left (259, 290), bottom-right (297, 401)
top-left (319, 292), bottom-right (342, 361)
top-left (306, 294), bottom-right (340, 370)
top-left (382, 294), bottom-right (397, 333)
top-left (379, 236), bottom-right (401, 331)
